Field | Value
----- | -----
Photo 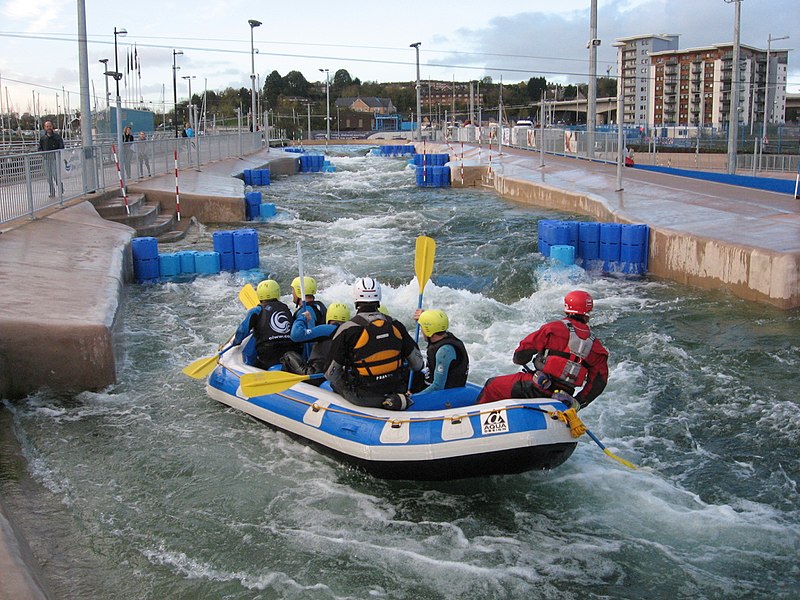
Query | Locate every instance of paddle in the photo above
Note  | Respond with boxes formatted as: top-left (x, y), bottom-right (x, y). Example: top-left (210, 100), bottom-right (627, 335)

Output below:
top-left (523, 405), bottom-right (637, 469)
top-left (182, 343), bottom-right (235, 380)
top-left (240, 371), bottom-right (325, 397)
top-left (409, 235), bottom-right (436, 389)
top-left (239, 284), bottom-right (259, 310)
top-left (297, 241), bottom-right (311, 360)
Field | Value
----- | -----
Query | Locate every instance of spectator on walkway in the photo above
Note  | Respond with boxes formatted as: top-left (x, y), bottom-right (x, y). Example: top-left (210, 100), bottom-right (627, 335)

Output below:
top-left (37, 120), bottom-right (64, 197)
top-left (136, 131), bottom-right (151, 177)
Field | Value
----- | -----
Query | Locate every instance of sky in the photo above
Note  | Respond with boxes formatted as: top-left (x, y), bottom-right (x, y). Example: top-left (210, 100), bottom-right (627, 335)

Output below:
top-left (0, 0), bottom-right (798, 116)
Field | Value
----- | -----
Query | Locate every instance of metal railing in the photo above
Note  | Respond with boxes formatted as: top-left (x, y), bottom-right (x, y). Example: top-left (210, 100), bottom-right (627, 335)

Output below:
top-left (1, 131), bottom-right (267, 225)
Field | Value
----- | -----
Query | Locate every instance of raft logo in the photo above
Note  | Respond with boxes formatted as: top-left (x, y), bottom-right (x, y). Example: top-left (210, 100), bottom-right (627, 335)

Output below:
top-left (480, 409), bottom-right (509, 435)
top-left (270, 311), bottom-right (291, 334)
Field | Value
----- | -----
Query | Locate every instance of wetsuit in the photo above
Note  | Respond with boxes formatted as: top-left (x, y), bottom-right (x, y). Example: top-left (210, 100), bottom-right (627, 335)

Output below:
top-left (233, 300), bottom-right (301, 369)
top-left (415, 332), bottom-right (469, 395)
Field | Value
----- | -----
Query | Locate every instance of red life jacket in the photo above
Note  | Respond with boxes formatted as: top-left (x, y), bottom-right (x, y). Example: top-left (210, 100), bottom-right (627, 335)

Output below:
top-left (538, 319), bottom-right (595, 388)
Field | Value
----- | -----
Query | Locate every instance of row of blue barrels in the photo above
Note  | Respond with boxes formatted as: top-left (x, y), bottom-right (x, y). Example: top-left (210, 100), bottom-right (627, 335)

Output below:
top-left (212, 228), bottom-right (260, 271)
top-left (379, 145), bottom-right (416, 156)
top-left (284, 147), bottom-right (305, 153)
top-left (415, 165), bottom-right (451, 187)
top-left (299, 154), bottom-right (326, 172)
top-left (411, 153), bottom-right (449, 167)
top-left (243, 169), bottom-right (270, 186)
top-left (537, 220), bottom-right (649, 274)
top-left (244, 191), bottom-right (277, 220)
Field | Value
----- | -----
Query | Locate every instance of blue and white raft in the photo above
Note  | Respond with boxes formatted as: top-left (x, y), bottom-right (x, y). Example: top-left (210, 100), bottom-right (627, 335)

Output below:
top-left (205, 342), bottom-right (577, 481)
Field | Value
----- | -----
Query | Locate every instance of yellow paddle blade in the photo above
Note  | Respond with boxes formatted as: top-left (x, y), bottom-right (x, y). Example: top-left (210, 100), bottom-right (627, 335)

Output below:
top-left (239, 284), bottom-right (259, 310)
top-left (414, 236), bottom-right (436, 293)
top-left (181, 354), bottom-right (219, 380)
top-left (239, 371), bottom-right (314, 397)
top-left (603, 449), bottom-right (638, 470)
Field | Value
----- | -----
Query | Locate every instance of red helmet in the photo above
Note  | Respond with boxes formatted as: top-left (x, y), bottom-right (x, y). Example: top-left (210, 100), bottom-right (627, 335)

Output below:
top-left (564, 290), bottom-right (593, 316)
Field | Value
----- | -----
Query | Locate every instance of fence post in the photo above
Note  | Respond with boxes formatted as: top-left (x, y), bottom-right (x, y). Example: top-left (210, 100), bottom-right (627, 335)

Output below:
top-left (24, 154), bottom-right (35, 218)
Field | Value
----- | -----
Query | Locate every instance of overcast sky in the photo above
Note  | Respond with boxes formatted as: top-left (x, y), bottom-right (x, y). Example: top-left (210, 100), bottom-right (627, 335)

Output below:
top-left (0, 0), bottom-right (797, 115)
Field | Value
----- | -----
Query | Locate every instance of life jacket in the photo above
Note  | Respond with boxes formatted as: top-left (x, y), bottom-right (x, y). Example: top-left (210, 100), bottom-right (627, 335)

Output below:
top-left (295, 300), bottom-right (327, 326)
top-left (535, 319), bottom-right (594, 389)
top-left (254, 301), bottom-right (298, 365)
top-left (426, 332), bottom-right (469, 388)
top-left (350, 314), bottom-right (404, 379)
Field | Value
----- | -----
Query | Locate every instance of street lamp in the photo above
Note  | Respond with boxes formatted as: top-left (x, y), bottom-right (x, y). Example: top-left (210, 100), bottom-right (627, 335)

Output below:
top-left (410, 42), bottom-right (421, 142)
top-left (113, 26), bottom-right (127, 186)
top-left (319, 68), bottom-right (330, 149)
top-left (248, 19), bottom-right (262, 135)
top-left (724, 0), bottom-right (743, 175)
top-left (182, 75), bottom-right (196, 134)
top-left (98, 58), bottom-right (110, 110)
top-left (172, 49), bottom-right (183, 138)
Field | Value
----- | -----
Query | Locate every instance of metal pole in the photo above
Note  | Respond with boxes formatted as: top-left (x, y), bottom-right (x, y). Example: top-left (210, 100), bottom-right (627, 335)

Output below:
top-left (249, 19), bottom-right (262, 140)
top-left (616, 69), bottom-right (624, 191)
top-left (411, 42), bottom-right (422, 141)
top-left (77, 0), bottom-right (95, 192)
top-left (172, 49), bottom-right (182, 138)
top-left (114, 26), bottom-right (127, 188)
top-left (319, 68), bottom-right (330, 150)
top-left (539, 93), bottom-right (545, 168)
top-left (587, 0), bottom-right (598, 159)
top-left (725, 0), bottom-right (742, 175)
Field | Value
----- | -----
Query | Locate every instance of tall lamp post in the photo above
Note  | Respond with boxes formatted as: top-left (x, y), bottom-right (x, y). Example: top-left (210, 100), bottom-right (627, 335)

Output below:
top-left (248, 19), bottom-right (262, 136)
top-left (319, 68), bottom-right (330, 150)
top-left (172, 49), bottom-right (183, 137)
top-left (113, 26), bottom-right (127, 185)
top-left (98, 58), bottom-right (110, 110)
top-left (724, 0), bottom-right (743, 175)
top-left (182, 74), bottom-right (196, 133)
top-left (758, 33), bottom-right (789, 171)
top-left (410, 42), bottom-right (422, 142)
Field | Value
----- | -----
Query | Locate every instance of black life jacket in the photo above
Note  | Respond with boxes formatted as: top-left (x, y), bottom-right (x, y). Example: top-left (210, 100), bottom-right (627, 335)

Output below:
top-left (254, 301), bottom-right (298, 365)
top-left (350, 314), bottom-right (404, 379)
top-left (295, 300), bottom-right (327, 326)
top-left (426, 332), bottom-right (469, 388)
top-left (536, 319), bottom-right (594, 388)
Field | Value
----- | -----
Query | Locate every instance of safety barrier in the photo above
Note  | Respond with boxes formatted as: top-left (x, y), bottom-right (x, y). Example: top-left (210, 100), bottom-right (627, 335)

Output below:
top-left (537, 219), bottom-right (649, 275)
top-left (132, 228), bottom-right (261, 283)
top-left (376, 145), bottom-right (416, 156)
top-left (299, 154), bottom-right (325, 172)
top-left (243, 168), bottom-right (270, 186)
top-left (633, 164), bottom-right (797, 195)
top-left (244, 190), bottom-right (277, 221)
top-left (415, 165), bottom-right (451, 187)
top-left (411, 153), bottom-right (449, 167)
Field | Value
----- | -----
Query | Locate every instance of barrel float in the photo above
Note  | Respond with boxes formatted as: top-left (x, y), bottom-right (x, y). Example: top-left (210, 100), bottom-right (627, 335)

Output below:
top-left (578, 222), bottom-right (600, 260)
top-left (158, 253), bottom-right (181, 278)
top-left (600, 223), bottom-right (622, 270)
top-left (178, 250), bottom-right (197, 274)
top-left (131, 236), bottom-right (158, 260)
top-left (550, 245), bottom-right (576, 266)
top-left (620, 224), bottom-right (649, 274)
top-left (245, 191), bottom-right (262, 220)
top-left (213, 230), bottom-right (235, 271)
top-left (259, 203), bottom-right (276, 218)
top-left (233, 228), bottom-right (259, 271)
top-left (243, 169), bottom-right (253, 185)
top-left (195, 251), bottom-right (221, 275)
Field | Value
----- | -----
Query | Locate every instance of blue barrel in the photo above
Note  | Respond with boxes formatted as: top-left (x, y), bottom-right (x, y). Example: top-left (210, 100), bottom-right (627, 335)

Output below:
top-left (245, 191), bottom-right (261, 220)
top-left (259, 203), bottom-right (276, 218)
top-left (133, 257), bottom-right (159, 282)
top-left (179, 250), bottom-right (196, 274)
top-left (441, 166), bottom-right (451, 187)
top-left (551, 224), bottom-right (571, 246)
top-left (131, 237), bottom-right (158, 260)
top-left (259, 169), bottom-right (270, 185)
top-left (212, 230), bottom-right (234, 254)
top-left (563, 221), bottom-right (579, 246)
top-left (600, 223), bottom-right (622, 263)
top-left (243, 169), bottom-right (253, 185)
top-left (550, 245), bottom-right (576, 266)
top-left (578, 222), bottom-right (600, 260)
top-left (233, 228), bottom-right (259, 271)
top-left (195, 251), bottom-right (221, 275)
top-left (159, 253), bottom-right (180, 277)
top-left (299, 155), bottom-right (309, 171)
top-left (431, 166), bottom-right (442, 186)
top-left (620, 224), bottom-right (649, 274)
top-left (415, 165), bottom-right (429, 187)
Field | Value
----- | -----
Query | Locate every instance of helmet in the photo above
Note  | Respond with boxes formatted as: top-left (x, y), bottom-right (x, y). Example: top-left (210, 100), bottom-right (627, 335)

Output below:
top-left (418, 309), bottom-right (449, 338)
top-left (326, 302), bottom-right (351, 323)
top-left (256, 279), bottom-right (281, 301)
top-left (564, 290), bottom-right (593, 316)
top-left (291, 276), bottom-right (317, 296)
top-left (378, 305), bottom-right (390, 316)
top-left (353, 277), bottom-right (381, 303)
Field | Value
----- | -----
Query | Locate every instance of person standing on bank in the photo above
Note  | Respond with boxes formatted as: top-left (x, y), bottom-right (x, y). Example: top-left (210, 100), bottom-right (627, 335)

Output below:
top-left (325, 277), bottom-right (423, 410)
top-left (476, 290), bottom-right (609, 410)
top-left (37, 120), bottom-right (64, 197)
top-left (122, 126), bottom-right (134, 179)
top-left (231, 279), bottom-right (301, 370)
top-left (136, 131), bottom-right (151, 177)
top-left (411, 309), bottom-right (469, 396)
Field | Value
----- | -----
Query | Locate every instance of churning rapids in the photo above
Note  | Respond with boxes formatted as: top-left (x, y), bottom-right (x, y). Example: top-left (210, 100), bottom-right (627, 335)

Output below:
top-left (2, 146), bottom-right (799, 599)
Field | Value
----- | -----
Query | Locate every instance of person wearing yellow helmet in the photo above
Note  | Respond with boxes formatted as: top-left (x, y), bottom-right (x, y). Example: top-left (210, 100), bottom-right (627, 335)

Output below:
top-left (290, 276), bottom-right (327, 326)
top-left (231, 279), bottom-right (301, 369)
top-left (281, 302), bottom-right (351, 378)
top-left (411, 308), bottom-right (470, 395)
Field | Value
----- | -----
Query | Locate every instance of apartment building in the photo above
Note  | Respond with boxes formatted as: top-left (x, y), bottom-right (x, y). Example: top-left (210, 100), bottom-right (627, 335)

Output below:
top-left (615, 34), bottom-right (680, 127)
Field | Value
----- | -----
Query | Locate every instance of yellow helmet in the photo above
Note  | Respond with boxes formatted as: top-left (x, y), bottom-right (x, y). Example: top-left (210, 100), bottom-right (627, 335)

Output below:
top-left (326, 302), bottom-right (351, 323)
top-left (291, 276), bottom-right (317, 296)
top-left (256, 279), bottom-right (281, 301)
top-left (378, 305), bottom-right (390, 316)
top-left (418, 309), bottom-right (449, 337)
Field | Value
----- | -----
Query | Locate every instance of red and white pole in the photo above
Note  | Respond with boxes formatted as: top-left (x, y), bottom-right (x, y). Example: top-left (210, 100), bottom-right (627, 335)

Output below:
top-left (460, 141), bottom-right (464, 186)
top-left (111, 143), bottom-right (129, 215)
top-left (422, 137), bottom-right (427, 184)
top-left (174, 148), bottom-right (181, 222)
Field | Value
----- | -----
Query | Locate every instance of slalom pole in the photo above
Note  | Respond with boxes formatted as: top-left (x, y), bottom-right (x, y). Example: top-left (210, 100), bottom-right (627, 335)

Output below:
top-left (174, 147), bottom-right (181, 222)
top-left (460, 141), bottom-right (464, 186)
top-left (111, 143), bottom-right (129, 215)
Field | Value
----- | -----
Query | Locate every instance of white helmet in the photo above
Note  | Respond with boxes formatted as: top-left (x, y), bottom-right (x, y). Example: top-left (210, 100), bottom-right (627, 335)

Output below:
top-left (353, 277), bottom-right (381, 303)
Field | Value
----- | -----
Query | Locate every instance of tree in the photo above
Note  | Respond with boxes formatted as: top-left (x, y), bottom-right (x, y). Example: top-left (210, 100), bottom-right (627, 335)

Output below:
top-left (264, 70), bottom-right (283, 108)
top-left (283, 71), bottom-right (310, 97)
top-left (332, 69), bottom-right (353, 94)
top-left (526, 77), bottom-right (547, 102)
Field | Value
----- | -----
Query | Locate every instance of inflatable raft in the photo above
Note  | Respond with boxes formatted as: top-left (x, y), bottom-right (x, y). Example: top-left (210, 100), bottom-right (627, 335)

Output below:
top-left (204, 341), bottom-right (578, 481)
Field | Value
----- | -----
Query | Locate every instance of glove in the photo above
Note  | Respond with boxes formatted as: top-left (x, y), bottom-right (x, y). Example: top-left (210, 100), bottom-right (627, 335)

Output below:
top-left (534, 371), bottom-right (551, 391)
top-left (560, 407), bottom-right (587, 438)
top-left (551, 391), bottom-right (579, 411)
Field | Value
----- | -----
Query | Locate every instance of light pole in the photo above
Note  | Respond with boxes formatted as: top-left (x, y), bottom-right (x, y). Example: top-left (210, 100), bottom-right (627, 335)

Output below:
top-left (113, 26), bottom-right (127, 186)
top-left (319, 68), bottom-right (330, 149)
top-left (410, 42), bottom-right (421, 142)
top-left (725, 0), bottom-right (743, 175)
top-left (98, 59), bottom-right (110, 110)
top-left (587, 0), bottom-right (599, 159)
top-left (758, 33), bottom-right (789, 172)
top-left (182, 75), bottom-right (196, 133)
top-left (248, 19), bottom-right (262, 135)
top-left (172, 49), bottom-right (183, 137)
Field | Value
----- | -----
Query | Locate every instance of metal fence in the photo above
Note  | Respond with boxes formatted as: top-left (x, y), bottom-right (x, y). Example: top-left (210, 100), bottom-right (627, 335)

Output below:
top-left (1, 131), bottom-right (265, 225)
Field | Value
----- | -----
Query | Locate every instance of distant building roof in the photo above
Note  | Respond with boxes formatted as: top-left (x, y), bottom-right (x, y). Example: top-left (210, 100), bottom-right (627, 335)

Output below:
top-left (335, 96), bottom-right (393, 109)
